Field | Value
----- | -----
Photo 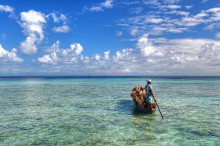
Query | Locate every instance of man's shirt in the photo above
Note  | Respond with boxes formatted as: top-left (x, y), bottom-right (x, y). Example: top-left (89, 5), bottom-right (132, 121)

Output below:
top-left (145, 84), bottom-right (153, 97)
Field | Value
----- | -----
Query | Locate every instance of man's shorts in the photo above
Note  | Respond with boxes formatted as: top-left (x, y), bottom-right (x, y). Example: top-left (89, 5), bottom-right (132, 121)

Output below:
top-left (146, 96), bottom-right (153, 104)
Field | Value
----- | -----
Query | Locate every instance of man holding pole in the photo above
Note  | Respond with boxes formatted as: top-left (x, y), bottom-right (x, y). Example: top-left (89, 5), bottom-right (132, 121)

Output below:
top-left (145, 80), bottom-right (155, 108)
top-left (145, 79), bottom-right (164, 119)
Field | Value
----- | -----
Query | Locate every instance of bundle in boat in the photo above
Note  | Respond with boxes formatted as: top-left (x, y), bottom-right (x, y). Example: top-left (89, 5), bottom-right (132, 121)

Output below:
top-left (130, 86), bottom-right (157, 110)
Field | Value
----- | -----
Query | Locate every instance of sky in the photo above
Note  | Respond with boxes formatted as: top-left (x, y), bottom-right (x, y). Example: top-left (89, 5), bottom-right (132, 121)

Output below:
top-left (0, 0), bottom-right (220, 76)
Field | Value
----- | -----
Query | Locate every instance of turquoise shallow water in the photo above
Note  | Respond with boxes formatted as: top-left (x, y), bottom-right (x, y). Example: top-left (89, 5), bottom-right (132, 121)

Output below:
top-left (0, 77), bottom-right (219, 145)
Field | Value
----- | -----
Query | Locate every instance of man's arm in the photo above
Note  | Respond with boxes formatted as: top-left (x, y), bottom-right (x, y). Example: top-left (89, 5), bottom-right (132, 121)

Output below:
top-left (150, 89), bottom-right (154, 98)
top-left (150, 89), bottom-right (156, 102)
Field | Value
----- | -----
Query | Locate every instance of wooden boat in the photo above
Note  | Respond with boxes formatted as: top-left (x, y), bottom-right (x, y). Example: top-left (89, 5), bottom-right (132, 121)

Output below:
top-left (130, 86), bottom-right (157, 113)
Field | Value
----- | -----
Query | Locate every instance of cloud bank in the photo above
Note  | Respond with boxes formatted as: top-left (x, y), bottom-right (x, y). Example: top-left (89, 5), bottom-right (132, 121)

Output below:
top-left (1, 1), bottom-right (220, 76)
top-left (34, 34), bottom-right (220, 76)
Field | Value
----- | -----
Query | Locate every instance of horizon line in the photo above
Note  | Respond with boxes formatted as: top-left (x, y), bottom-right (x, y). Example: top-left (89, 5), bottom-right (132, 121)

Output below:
top-left (0, 75), bottom-right (220, 78)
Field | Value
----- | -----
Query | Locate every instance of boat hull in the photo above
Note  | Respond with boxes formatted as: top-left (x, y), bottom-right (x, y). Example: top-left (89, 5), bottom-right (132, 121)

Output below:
top-left (133, 99), bottom-right (156, 113)
top-left (130, 86), bottom-right (157, 113)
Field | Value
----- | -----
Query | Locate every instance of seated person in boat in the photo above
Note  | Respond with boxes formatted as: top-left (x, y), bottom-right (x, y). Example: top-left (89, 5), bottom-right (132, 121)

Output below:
top-left (145, 80), bottom-right (155, 108)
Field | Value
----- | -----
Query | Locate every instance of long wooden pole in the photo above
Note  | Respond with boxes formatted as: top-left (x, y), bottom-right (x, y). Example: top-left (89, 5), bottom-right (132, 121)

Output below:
top-left (153, 97), bottom-right (164, 119)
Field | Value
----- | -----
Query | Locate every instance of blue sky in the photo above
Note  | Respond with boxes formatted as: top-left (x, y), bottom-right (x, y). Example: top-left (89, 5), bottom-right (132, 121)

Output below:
top-left (0, 0), bottom-right (220, 76)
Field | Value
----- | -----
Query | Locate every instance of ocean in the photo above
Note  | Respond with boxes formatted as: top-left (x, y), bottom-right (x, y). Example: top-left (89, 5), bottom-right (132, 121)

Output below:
top-left (0, 77), bottom-right (219, 145)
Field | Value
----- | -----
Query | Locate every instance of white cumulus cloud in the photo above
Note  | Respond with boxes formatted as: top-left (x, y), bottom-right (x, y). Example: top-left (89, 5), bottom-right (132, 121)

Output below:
top-left (137, 35), bottom-right (156, 56)
top-left (19, 10), bottom-right (46, 55)
top-left (104, 50), bottom-right (110, 60)
top-left (38, 41), bottom-right (83, 64)
top-left (0, 44), bottom-right (23, 63)
top-left (95, 54), bottom-right (101, 60)
top-left (71, 43), bottom-right (83, 55)
top-left (38, 53), bottom-right (58, 64)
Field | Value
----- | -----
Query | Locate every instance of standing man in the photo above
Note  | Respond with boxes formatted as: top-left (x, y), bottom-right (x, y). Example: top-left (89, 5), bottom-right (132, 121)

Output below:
top-left (145, 80), bottom-right (155, 108)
